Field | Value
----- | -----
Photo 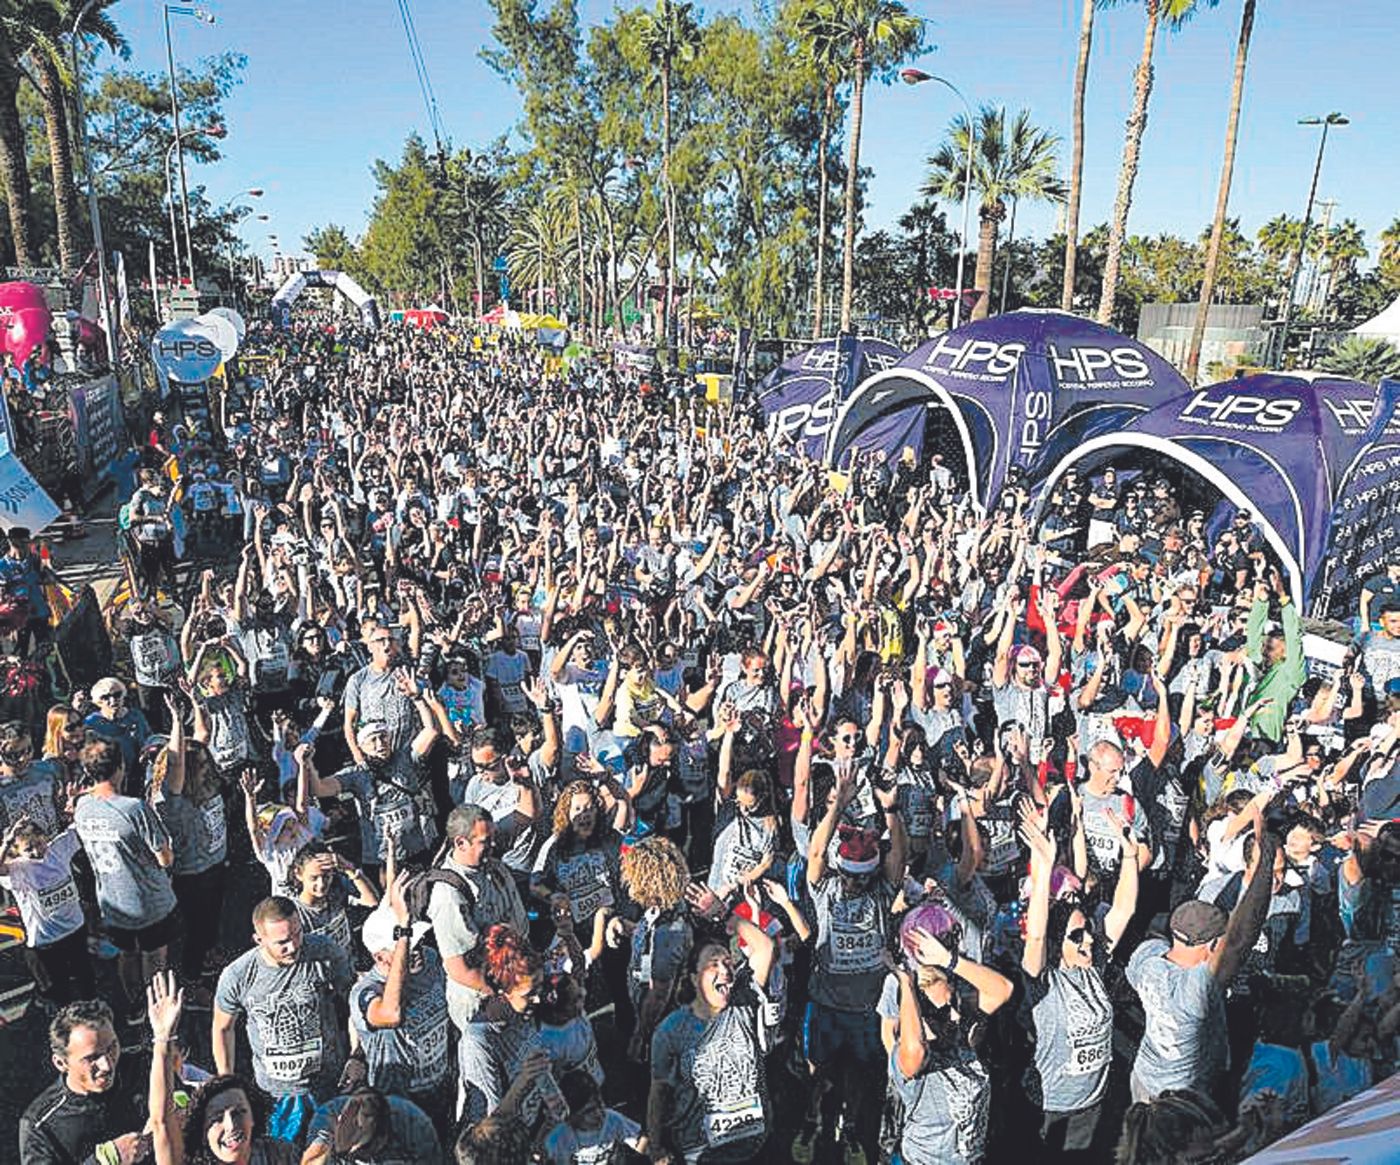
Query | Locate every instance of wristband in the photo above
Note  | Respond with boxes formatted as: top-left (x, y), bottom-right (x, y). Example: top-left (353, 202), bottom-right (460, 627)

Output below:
top-left (944, 949), bottom-right (960, 976)
top-left (96, 1143), bottom-right (120, 1165)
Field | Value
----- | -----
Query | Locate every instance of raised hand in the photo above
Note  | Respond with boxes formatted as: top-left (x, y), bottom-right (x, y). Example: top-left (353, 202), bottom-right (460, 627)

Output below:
top-left (907, 926), bottom-right (953, 970)
top-left (146, 969), bottom-right (184, 1042)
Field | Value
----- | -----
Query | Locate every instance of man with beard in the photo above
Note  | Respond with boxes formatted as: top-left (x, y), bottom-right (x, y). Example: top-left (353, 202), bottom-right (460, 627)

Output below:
top-left (213, 896), bottom-right (355, 1141)
top-left (20, 1001), bottom-right (150, 1165)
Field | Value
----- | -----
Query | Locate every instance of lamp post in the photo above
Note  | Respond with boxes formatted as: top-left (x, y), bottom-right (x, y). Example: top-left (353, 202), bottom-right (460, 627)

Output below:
top-left (164, 124), bottom-right (224, 283)
top-left (1274, 112), bottom-right (1347, 366)
top-left (219, 193), bottom-right (266, 308)
top-left (901, 67), bottom-right (975, 328)
top-left (164, 4), bottom-right (216, 283)
top-left (70, 0), bottom-right (119, 368)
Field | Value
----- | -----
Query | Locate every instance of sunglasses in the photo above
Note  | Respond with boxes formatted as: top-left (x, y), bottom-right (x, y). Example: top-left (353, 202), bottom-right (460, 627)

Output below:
top-left (835, 732), bottom-right (859, 743)
top-left (932, 682), bottom-right (952, 690)
top-left (1066, 926), bottom-right (1092, 946)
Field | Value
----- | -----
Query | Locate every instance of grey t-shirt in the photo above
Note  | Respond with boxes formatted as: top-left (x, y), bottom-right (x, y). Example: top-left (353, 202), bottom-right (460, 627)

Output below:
top-left (426, 856), bottom-right (528, 1017)
top-left (350, 949), bottom-right (451, 1096)
top-left (456, 1008), bottom-right (553, 1127)
top-left (336, 759), bottom-right (432, 863)
top-left (306, 1094), bottom-right (440, 1165)
top-left (344, 665), bottom-right (417, 752)
top-left (214, 934), bottom-right (355, 1098)
top-left (154, 789), bottom-right (227, 876)
top-left (0, 762), bottom-right (60, 837)
top-left (1126, 937), bottom-right (1226, 1099)
top-left (809, 876), bottom-right (894, 1011)
top-left (650, 976), bottom-right (773, 1160)
top-left (892, 1039), bottom-right (991, 1165)
top-left (1024, 961), bottom-right (1114, 1113)
top-left (73, 793), bottom-right (176, 929)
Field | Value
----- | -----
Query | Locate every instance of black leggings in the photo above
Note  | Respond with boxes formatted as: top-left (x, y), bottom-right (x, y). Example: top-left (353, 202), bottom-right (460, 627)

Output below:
top-left (27, 928), bottom-right (95, 1006)
top-left (173, 862), bottom-right (227, 980)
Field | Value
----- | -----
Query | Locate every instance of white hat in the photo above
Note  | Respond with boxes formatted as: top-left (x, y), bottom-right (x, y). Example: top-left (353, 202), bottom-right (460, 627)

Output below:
top-left (361, 907), bottom-right (429, 954)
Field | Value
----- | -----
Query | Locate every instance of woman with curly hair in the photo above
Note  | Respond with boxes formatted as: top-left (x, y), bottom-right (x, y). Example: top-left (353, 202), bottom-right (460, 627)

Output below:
top-left (619, 835), bottom-right (693, 1061)
top-left (456, 924), bottom-right (567, 1136)
top-left (530, 781), bottom-right (624, 926)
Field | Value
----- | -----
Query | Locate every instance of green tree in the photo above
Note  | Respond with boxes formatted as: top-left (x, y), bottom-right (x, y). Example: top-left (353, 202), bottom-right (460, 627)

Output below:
top-left (1096, 0), bottom-right (1216, 328)
top-left (1319, 335), bottom-right (1400, 382)
top-left (1311, 218), bottom-right (1366, 320)
top-left (793, 0), bottom-right (846, 337)
top-left (636, 0), bottom-right (701, 353)
top-left (303, 224), bottom-right (358, 271)
top-left (828, 0), bottom-right (921, 332)
top-left (0, 0), bottom-right (43, 265)
top-left (1186, 0), bottom-right (1255, 382)
top-left (924, 106), bottom-right (1065, 321)
top-left (1380, 217), bottom-right (1400, 293)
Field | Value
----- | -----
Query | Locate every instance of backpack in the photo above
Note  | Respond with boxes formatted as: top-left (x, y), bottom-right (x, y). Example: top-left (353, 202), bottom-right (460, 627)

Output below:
top-left (404, 863), bottom-right (478, 927)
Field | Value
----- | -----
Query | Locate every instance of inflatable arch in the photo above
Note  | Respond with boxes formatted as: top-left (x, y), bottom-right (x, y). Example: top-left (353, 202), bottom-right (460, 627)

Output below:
top-left (270, 270), bottom-right (381, 331)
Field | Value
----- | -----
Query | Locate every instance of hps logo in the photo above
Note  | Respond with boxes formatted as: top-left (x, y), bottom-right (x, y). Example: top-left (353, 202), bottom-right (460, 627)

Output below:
top-left (157, 338), bottom-right (219, 360)
top-left (1179, 394), bottom-right (1302, 429)
top-left (769, 388), bottom-right (838, 444)
top-left (921, 336), bottom-right (1151, 383)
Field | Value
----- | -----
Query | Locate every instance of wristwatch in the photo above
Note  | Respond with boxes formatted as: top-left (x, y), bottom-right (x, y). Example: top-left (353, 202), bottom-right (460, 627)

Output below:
top-left (392, 925), bottom-right (413, 942)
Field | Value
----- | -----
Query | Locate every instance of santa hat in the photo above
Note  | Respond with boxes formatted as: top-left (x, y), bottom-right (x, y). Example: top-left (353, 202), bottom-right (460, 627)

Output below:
top-left (834, 825), bottom-right (880, 876)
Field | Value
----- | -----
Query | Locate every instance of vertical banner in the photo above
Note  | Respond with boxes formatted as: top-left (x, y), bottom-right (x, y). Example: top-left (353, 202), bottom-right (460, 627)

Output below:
top-left (113, 250), bottom-right (130, 328)
top-left (148, 240), bottom-right (160, 319)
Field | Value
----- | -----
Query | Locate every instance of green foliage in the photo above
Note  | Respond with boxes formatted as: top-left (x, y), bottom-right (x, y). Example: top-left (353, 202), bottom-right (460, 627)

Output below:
top-left (1318, 334), bottom-right (1400, 382)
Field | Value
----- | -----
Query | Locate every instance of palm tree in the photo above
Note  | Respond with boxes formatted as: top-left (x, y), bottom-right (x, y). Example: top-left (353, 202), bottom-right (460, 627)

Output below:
top-left (1096, 0), bottom-right (1213, 327)
top-left (1319, 335), bottom-right (1400, 382)
top-left (1185, 0), bottom-right (1255, 383)
top-left (29, 1), bottom-right (126, 273)
top-left (1314, 218), bottom-right (1367, 319)
top-left (1379, 217), bottom-right (1400, 290)
top-left (795, 0), bottom-right (846, 338)
top-left (924, 106), bottom-right (1065, 321)
top-left (1061, 0), bottom-right (1095, 312)
top-left (0, 1), bottom-right (38, 266)
top-left (829, 0), bottom-right (921, 333)
top-left (505, 200), bottom-right (571, 312)
top-left (1257, 214), bottom-right (1311, 271)
top-left (636, 0), bottom-right (701, 356)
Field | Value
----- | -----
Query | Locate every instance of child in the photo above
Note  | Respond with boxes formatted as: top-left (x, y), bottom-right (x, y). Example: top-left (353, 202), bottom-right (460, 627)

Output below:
top-left (242, 767), bottom-right (318, 896)
top-left (0, 815), bottom-right (94, 1003)
top-left (290, 840), bottom-right (378, 952)
top-left (541, 1070), bottom-right (646, 1165)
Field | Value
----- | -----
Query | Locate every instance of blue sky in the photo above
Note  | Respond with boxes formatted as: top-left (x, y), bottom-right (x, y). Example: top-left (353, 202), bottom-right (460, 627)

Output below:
top-left (106, 0), bottom-right (1399, 268)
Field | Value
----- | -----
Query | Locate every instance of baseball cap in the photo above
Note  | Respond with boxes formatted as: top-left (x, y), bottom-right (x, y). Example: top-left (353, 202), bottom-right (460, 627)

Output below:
top-left (361, 907), bottom-right (429, 955)
top-left (1170, 899), bottom-right (1228, 946)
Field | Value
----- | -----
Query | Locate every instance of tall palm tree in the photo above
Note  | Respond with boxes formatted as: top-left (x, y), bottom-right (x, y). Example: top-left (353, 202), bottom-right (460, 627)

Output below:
top-left (1379, 216), bottom-right (1400, 288)
top-left (1061, 0), bottom-right (1095, 311)
top-left (1185, 0), bottom-right (1254, 383)
top-left (1257, 213), bottom-right (1309, 270)
top-left (0, 1), bottom-right (38, 266)
top-left (1096, 0), bottom-right (1214, 327)
top-left (795, 0), bottom-right (846, 339)
top-left (637, 0), bottom-right (701, 356)
top-left (505, 200), bottom-right (571, 312)
top-left (830, 0), bottom-right (921, 333)
top-left (924, 106), bottom-right (1066, 321)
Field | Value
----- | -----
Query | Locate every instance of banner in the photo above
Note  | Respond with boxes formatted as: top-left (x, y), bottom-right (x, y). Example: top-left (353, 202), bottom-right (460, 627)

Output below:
top-left (1243, 1069), bottom-right (1400, 1163)
top-left (1312, 377), bottom-right (1400, 619)
top-left (113, 250), bottom-right (130, 328)
top-left (826, 310), bottom-right (1186, 508)
top-left (756, 335), bottom-right (903, 460)
top-left (0, 453), bottom-right (60, 533)
top-left (151, 317), bottom-right (223, 384)
top-left (0, 386), bottom-right (11, 460)
top-left (70, 375), bottom-right (124, 486)
top-left (0, 281), bottom-right (53, 370)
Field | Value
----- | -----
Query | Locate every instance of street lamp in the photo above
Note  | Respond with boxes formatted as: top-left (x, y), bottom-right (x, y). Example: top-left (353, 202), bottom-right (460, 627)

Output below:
top-left (164, 4), bottom-right (217, 284)
top-left (70, 0), bottom-right (119, 368)
top-left (1274, 112), bottom-right (1348, 366)
top-left (218, 192), bottom-right (265, 306)
top-left (164, 124), bottom-right (224, 283)
top-left (902, 67), bottom-right (975, 328)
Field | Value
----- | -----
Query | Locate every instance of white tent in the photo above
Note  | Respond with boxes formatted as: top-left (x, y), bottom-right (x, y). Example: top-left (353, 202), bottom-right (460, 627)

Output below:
top-left (1352, 297), bottom-right (1400, 346)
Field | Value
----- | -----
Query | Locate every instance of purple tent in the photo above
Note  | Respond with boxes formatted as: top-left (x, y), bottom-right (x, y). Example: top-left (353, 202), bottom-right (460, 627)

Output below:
top-left (1033, 373), bottom-right (1400, 613)
top-left (824, 310), bottom-right (1188, 507)
top-left (755, 336), bottom-right (904, 460)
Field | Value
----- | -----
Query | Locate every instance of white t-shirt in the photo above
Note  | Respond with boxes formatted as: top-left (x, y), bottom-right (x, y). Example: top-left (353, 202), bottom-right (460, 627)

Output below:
top-left (0, 829), bottom-right (85, 947)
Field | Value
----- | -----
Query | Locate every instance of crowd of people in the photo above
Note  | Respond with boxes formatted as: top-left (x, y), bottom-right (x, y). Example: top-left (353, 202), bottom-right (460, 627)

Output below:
top-left (7, 317), bottom-right (1400, 1165)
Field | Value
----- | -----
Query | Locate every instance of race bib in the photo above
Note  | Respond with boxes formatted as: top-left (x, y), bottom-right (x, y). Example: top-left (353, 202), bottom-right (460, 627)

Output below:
top-left (37, 879), bottom-right (78, 914)
top-left (263, 1036), bottom-right (322, 1082)
top-left (829, 926), bottom-right (883, 974)
top-left (407, 1007), bottom-right (450, 1091)
top-left (703, 1100), bottom-right (765, 1148)
top-left (1066, 1029), bottom-right (1111, 1077)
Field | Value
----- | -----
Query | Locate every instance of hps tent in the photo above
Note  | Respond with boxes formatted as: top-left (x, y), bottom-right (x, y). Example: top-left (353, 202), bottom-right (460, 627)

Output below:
top-left (755, 335), bottom-right (904, 461)
top-left (1352, 297), bottom-right (1400, 347)
top-left (824, 310), bottom-right (1188, 509)
top-left (1034, 373), bottom-right (1400, 613)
